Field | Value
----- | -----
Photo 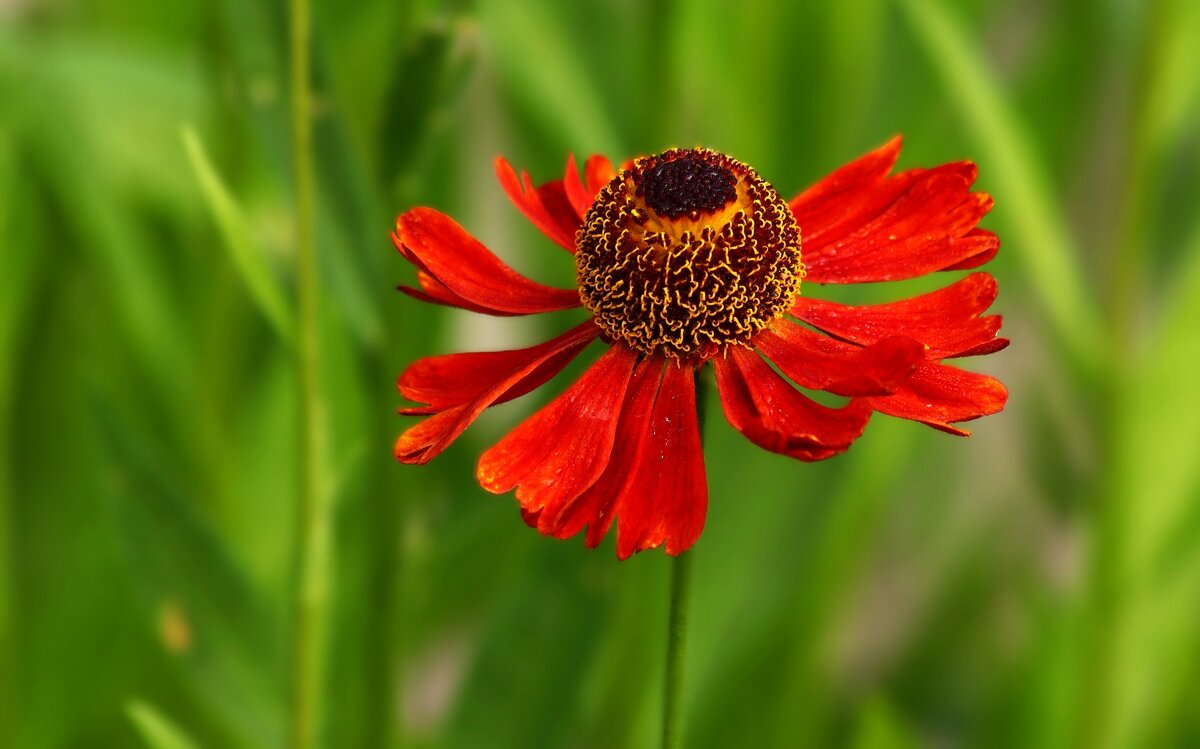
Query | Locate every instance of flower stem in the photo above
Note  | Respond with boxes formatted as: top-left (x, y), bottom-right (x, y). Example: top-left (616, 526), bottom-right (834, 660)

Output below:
top-left (661, 550), bottom-right (693, 749)
top-left (661, 371), bottom-right (707, 749)
top-left (287, 0), bottom-right (328, 747)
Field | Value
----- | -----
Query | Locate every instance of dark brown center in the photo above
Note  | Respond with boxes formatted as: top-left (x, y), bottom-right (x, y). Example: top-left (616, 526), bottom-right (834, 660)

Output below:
top-left (635, 152), bottom-right (738, 218)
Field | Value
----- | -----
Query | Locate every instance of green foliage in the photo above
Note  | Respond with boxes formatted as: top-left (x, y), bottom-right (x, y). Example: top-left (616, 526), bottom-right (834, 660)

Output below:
top-left (128, 701), bottom-right (204, 749)
top-left (2, 0), bottom-right (1200, 747)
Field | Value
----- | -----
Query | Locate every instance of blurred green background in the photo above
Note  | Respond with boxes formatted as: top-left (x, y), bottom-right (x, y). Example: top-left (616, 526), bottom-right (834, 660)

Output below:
top-left (3, 0), bottom-right (1200, 747)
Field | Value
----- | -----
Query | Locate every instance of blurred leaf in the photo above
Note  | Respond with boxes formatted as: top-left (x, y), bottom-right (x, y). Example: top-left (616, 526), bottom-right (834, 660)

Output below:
top-left (95, 398), bottom-right (285, 749)
top-left (127, 700), bottom-right (204, 749)
top-left (0, 122), bottom-right (41, 749)
top-left (182, 125), bottom-right (296, 344)
top-left (897, 0), bottom-right (1104, 369)
top-left (821, 0), bottom-right (886, 154)
top-left (850, 697), bottom-right (921, 749)
top-left (1139, 0), bottom-right (1200, 162)
top-left (477, 0), bottom-right (622, 155)
top-left (377, 14), bottom-right (478, 184)
top-left (1097, 185), bottom-right (1200, 749)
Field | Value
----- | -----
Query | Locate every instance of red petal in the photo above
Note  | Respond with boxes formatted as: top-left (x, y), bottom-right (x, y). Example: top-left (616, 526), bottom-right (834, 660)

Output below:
top-left (789, 136), bottom-right (903, 224)
top-left (614, 363), bottom-right (708, 559)
top-left (791, 272), bottom-right (1007, 359)
top-left (715, 347), bottom-right (872, 462)
top-left (790, 139), bottom-right (997, 284)
top-left (790, 137), bottom-right (922, 254)
top-left (393, 323), bottom-right (599, 464)
top-left (563, 154), bottom-right (592, 219)
top-left (397, 269), bottom-right (520, 317)
top-left (495, 157), bottom-right (581, 253)
top-left (476, 345), bottom-right (638, 520)
top-left (398, 320), bottom-right (599, 412)
top-left (584, 155), bottom-right (616, 197)
top-left (755, 319), bottom-right (925, 396)
top-left (394, 207), bottom-right (580, 314)
top-left (867, 361), bottom-right (1008, 436)
top-left (537, 356), bottom-right (665, 546)
top-left (943, 228), bottom-right (999, 270)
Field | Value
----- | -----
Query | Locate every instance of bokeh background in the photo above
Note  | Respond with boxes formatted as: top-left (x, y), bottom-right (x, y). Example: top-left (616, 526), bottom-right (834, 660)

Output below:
top-left (3, 0), bottom-right (1200, 747)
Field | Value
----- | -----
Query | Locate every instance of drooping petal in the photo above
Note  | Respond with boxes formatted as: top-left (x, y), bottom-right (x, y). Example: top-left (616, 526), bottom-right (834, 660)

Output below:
top-left (398, 320), bottom-right (599, 413)
top-left (614, 363), bottom-right (708, 559)
top-left (755, 319), bottom-right (926, 397)
top-left (537, 356), bottom-right (664, 545)
top-left (715, 347), bottom-right (872, 462)
top-left (790, 138), bottom-right (998, 284)
top-left (867, 361), bottom-right (1008, 436)
top-left (477, 345), bottom-right (638, 521)
top-left (791, 272), bottom-right (1008, 359)
top-left (393, 207), bottom-right (580, 314)
top-left (397, 270), bottom-right (520, 317)
top-left (394, 323), bottom-right (599, 464)
top-left (495, 158), bottom-right (582, 252)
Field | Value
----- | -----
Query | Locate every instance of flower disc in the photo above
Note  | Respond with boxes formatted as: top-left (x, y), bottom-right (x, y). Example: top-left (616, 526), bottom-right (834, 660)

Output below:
top-left (575, 148), bottom-right (803, 359)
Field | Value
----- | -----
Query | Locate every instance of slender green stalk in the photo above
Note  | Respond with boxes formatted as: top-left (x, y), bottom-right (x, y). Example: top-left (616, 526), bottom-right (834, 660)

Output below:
top-left (661, 373), bottom-right (707, 749)
top-left (662, 551), bottom-right (692, 749)
top-left (287, 0), bottom-right (328, 747)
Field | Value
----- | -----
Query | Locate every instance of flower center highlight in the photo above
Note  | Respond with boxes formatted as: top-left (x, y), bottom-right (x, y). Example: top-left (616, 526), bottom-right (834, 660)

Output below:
top-left (576, 148), bottom-right (804, 359)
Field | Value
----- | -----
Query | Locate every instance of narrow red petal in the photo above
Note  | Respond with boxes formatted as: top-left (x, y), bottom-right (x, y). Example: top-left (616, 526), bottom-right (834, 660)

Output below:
top-left (755, 319), bottom-right (925, 397)
top-left (715, 347), bottom-right (872, 462)
top-left (791, 272), bottom-right (1006, 359)
top-left (790, 139), bottom-right (997, 284)
top-left (614, 363), bottom-right (708, 559)
top-left (563, 154), bottom-right (593, 220)
top-left (495, 157), bottom-right (581, 252)
top-left (398, 320), bottom-right (599, 412)
top-left (477, 345), bottom-right (637, 521)
top-left (789, 135), bottom-right (903, 220)
top-left (394, 207), bottom-right (580, 314)
top-left (867, 361), bottom-right (1008, 435)
top-left (943, 228), bottom-right (999, 270)
top-left (585, 155), bottom-right (616, 195)
top-left (538, 356), bottom-right (664, 545)
top-left (397, 270), bottom-right (519, 316)
top-left (393, 323), bottom-right (599, 464)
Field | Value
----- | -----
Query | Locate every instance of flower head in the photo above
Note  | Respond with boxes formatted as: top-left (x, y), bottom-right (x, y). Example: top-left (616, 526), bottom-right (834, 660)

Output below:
top-left (393, 138), bottom-right (1008, 559)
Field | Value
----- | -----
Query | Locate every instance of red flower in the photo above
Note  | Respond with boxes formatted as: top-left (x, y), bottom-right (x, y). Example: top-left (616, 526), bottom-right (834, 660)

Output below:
top-left (393, 139), bottom-right (1008, 559)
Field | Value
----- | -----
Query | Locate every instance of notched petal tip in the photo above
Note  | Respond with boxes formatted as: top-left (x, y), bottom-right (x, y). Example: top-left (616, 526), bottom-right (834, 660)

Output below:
top-left (793, 141), bottom-right (1000, 284)
top-left (868, 362), bottom-right (1008, 435)
top-left (393, 206), bottom-right (580, 315)
top-left (495, 156), bottom-right (581, 252)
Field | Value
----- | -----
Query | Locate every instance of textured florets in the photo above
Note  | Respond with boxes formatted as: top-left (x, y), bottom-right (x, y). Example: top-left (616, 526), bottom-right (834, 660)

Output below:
top-left (575, 149), bottom-right (804, 360)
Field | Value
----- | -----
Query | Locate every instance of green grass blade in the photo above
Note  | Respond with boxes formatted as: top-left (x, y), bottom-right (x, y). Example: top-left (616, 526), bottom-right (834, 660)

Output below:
top-left (850, 698), bottom-right (921, 749)
top-left (1098, 187), bottom-right (1200, 749)
top-left (477, 0), bottom-right (622, 154)
top-left (181, 126), bottom-right (296, 344)
top-left (127, 700), bottom-right (204, 749)
top-left (0, 123), bottom-right (40, 749)
top-left (896, 0), bottom-right (1104, 369)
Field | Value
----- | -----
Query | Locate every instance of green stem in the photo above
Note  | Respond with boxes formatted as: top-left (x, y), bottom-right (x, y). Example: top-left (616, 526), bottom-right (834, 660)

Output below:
top-left (662, 552), bottom-right (692, 749)
top-left (661, 372), bottom-right (707, 749)
top-left (287, 0), bottom-right (327, 747)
